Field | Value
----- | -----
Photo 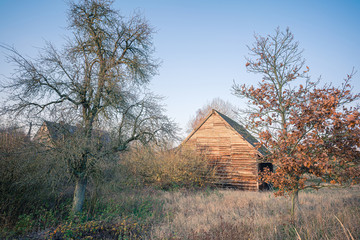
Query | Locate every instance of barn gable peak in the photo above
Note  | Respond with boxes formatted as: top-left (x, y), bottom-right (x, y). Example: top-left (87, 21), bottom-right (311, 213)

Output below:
top-left (182, 109), bottom-right (268, 156)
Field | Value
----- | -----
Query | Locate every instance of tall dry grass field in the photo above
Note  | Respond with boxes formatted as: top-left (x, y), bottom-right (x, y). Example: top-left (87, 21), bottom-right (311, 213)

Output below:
top-left (151, 187), bottom-right (360, 240)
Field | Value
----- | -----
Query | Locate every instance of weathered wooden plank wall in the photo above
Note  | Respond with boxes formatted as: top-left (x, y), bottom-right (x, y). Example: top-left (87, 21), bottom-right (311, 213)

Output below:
top-left (183, 111), bottom-right (260, 190)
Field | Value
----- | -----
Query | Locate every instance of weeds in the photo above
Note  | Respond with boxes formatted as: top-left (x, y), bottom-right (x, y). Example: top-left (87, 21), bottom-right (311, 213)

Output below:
top-left (152, 187), bottom-right (360, 240)
top-left (1, 128), bottom-right (359, 239)
top-left (1, 186), bottom-right (359, 239)
top-left (0, 188), bottom-right (165, 239)
top-left (46, 218), bottom-right (147, 240)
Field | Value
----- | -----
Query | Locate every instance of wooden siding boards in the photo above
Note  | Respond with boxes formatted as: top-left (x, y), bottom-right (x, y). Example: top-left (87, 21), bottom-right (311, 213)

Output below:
top-left (181, 109), bottom-right (268, 191)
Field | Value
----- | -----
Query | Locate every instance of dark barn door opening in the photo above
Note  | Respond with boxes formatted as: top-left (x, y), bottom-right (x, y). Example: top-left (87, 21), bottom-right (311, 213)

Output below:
top-left (258, 163), bottom-right (273, 191)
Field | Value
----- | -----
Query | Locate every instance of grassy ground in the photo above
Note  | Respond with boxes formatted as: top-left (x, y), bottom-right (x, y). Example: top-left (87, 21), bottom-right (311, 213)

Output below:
top-left (1, 186), bottom-right (359, 239)
top-left (151, 186), bottom-right (360, 240)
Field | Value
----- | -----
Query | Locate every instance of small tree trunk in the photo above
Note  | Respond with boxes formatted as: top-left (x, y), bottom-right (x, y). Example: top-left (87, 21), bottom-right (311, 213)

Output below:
top-left (72, 176), bottom-right (87, 213)
top-left (290, 189), bottom-right (299, 221)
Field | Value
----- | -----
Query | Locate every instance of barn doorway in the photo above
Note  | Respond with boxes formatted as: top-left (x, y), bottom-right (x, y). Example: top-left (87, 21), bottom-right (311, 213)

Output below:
top-left (258, 163), bottom-right (273, 190)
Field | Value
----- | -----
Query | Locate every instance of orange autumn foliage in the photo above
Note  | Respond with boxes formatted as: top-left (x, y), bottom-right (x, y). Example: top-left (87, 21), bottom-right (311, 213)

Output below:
top-left (242, 77), bottom-right (360, 197)
top-left (233, 27), bottom-right (360, 199)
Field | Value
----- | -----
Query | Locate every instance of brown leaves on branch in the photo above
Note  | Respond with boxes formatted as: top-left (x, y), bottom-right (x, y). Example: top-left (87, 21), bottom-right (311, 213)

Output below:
top-left (234, 27), bottom-right (360, 201)
top-left (259, 74), bottom-right (360, 197)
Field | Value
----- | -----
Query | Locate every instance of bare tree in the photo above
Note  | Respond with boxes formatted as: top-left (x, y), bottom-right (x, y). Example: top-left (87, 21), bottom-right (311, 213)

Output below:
top-left (186, 97), bottom-right (237, 133)
top-left (233, 27), bottom-right (309, 138)
top-left (112, 93), bottom-right (177, 150)
top-left (0, 0), bottom-right (177, 213)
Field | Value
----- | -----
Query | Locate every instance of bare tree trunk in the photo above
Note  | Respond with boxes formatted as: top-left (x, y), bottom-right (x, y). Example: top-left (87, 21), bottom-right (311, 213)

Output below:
top-left (72, 177), bottom-right (87, 213)
top-left (290, 189), bottom-right (299, 221)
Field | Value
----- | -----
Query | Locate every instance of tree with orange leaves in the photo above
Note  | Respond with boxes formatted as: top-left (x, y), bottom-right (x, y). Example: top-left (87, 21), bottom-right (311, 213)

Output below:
top-left (233, 27), bottom-right (360, 218)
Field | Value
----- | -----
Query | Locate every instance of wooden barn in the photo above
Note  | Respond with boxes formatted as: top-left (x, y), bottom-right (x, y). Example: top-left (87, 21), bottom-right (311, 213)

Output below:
top-left (34, 121), bottom-right (78, 146)
top-left (34, 121), bottom-right (110, 146)
top-left (181, 109), bottom-right (271, 191)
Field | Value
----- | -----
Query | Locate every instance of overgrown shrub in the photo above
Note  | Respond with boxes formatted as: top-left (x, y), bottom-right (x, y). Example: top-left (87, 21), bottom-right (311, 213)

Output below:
top-left (123, 146), bottom-right (216, 190)
top-left (0, 127), bottom-right (67, 219)
top-left (0, 125), bottom-right (74, 237)
top-left (0, 123), bottom-right (170, 238)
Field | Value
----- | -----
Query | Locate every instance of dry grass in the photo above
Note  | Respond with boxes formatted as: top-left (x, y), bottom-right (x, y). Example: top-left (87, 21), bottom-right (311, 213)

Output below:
top-left (151, 187), bottom-right (360, 240)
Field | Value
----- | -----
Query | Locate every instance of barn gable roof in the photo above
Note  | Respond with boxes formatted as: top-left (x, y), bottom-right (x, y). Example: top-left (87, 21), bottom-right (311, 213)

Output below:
top-left (182, 109), bottom-right (269, 156)
top-left (215, 111), bottom-right (269, 156)
top-left (34, 121), bottom-right (110, 144)
top-left (43, 121), bottom-right (78, 141)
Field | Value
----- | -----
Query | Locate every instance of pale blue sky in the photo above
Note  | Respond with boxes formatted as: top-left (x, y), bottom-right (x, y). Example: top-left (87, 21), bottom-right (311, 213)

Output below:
top-left (1, 0), bottom-right (359, 137)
